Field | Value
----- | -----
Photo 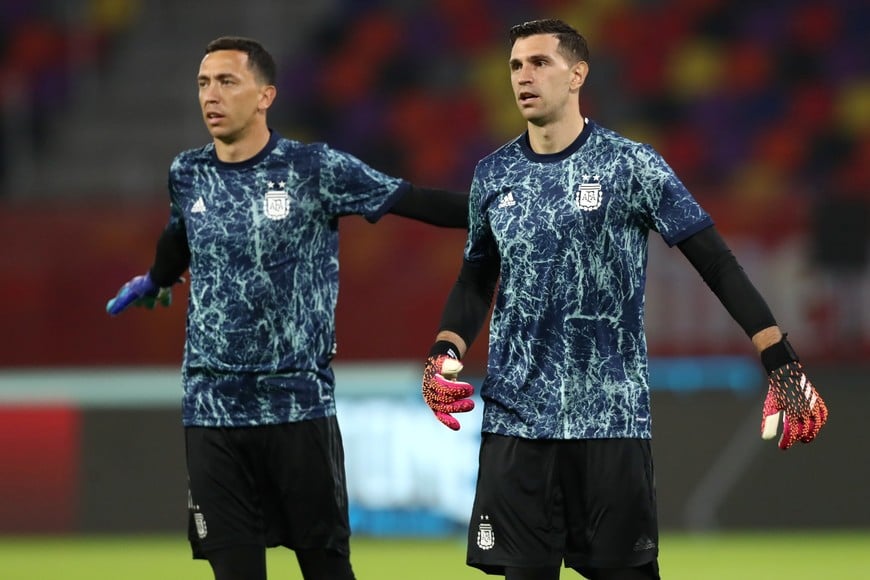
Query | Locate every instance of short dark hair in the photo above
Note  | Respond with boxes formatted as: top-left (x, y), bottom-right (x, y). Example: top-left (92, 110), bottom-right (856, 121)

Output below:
top-left (205, 36), bottom-right (277, 85)
top-left (509, 19), bottom-right (589, 64)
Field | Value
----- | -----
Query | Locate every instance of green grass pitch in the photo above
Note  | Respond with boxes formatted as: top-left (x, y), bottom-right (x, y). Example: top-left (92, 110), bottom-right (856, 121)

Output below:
top-left (1, 531), bottom-right (867, 579)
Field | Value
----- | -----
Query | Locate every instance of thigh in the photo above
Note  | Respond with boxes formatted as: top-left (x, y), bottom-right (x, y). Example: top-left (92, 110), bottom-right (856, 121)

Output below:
top-left (264, 416), bottom-right (351, 554)
top-left (466, 434), bottom-right (565, 575)
top-left (561, 439), bottom-right (659, 572)
top-left (208, 544), bottom-right (267, 580)
top-left (295, 548), bottom-right (356, 580)
top-left (186, 426), bottom-right (264, 559)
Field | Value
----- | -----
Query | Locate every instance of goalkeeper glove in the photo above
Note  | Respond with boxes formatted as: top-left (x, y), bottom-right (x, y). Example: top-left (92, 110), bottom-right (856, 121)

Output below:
top-left (106, 273), bottom-right (176, 315)
top-left (760, 336), bottom-right (828, 450)
top-left (422, 341), bottom-right (475, 431)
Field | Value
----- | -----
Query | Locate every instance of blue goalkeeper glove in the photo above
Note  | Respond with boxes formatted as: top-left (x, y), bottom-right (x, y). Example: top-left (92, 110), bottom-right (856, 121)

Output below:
top-left (106, 273), bottom-right (176, 315)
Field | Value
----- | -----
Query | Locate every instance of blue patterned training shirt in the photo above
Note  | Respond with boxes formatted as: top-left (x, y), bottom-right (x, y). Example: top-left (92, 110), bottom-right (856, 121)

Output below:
top-left (467, 120), bottom-right (712, 439)
top-left (167, 131), bottom-right (407, 427)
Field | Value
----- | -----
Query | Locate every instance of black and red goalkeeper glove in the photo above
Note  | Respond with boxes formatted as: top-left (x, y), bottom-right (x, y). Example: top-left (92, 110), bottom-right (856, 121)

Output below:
top-left (422, 341), bottom-right (474, 431)
top-left (760, 337), bottom-right (828, 450)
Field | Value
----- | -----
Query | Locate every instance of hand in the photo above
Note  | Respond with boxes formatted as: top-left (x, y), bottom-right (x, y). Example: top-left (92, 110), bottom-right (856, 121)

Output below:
top-left (761, 361), bottom-right (828, 450)
top-left (422, 355), bottom-right (475, 431)
top-left (106, 273), bottom-right (174, 315)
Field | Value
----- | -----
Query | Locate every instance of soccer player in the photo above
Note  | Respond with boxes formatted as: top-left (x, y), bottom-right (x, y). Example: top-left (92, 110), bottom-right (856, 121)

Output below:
top-left (420, 19), bottom-right (828, 580)
top-left (106, 37), bottom-right (467, 580)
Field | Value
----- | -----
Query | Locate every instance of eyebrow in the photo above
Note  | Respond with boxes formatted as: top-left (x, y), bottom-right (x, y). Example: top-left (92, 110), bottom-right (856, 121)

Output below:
top-left (509, 53), bottom-right (552, 66)
top-left (197, 72), bottom-right (240, 82)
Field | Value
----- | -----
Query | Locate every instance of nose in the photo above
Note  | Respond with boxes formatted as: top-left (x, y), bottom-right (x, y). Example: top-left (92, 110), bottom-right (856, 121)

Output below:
top-left (200, 83), bottom-right (219, 103)
top-left (516, 64), bottom-right (532, 84)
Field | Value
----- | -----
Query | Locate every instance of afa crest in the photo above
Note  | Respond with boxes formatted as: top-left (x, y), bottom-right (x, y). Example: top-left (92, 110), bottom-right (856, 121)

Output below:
top-left (476, 515), bottom-right (495, 550)
top-left (194, 512), bottom-right (208, 539)
top-left (264, 181), bottom-right (290, 220)
top-left (576, 174), bottom-right (603, 211)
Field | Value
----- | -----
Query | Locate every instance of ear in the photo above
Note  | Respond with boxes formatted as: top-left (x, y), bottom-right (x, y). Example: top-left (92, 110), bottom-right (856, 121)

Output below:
top-left (571, 61), bottom-right (589, 91)
top-left (258, 84), bottom-right (277, 112)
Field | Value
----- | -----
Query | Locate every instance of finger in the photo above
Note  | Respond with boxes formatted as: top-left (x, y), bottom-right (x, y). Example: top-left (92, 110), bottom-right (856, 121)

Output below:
top-left (799, 416), bottom-right (817, 443)
top-left (761, 411), bottom-right (781, 440)
top-left (816, 397), bottom-right (829, 425)
top-left (435, 411), bottom-right (461, 431)
top-left (157, 288), bottom-right (172, 307)
top-left (778, 415), bottom-right (800, 450)
top-left (801, 402), bottom-right (828, 443)
top-left (440, 358), bottom-right (464, 380)
top-left (434, 375), bottom-right (474, 398)
top-left (106, 289), bottom-right (137, 315)
top-left (431, 398), bottom-right (475, 414)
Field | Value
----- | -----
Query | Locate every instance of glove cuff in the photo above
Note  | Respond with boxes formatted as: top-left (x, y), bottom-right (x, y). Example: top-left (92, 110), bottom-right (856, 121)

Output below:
top-left (429, 340), bottom-right (461, 360)
top-left (761, 334), bottom-right (799, 373)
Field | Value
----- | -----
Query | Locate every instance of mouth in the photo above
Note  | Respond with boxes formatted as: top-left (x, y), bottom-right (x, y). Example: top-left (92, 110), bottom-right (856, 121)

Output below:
top-left (518, 91), bottom-right (538, 105)
top-left (205, 111), bottom-right (225, 124)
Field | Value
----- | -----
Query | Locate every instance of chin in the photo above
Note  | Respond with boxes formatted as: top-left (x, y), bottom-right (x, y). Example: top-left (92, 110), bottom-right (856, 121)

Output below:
top-left (519, 111), bottom-right (545, 125)
top-left (207, 127), bottom-right (234, 141)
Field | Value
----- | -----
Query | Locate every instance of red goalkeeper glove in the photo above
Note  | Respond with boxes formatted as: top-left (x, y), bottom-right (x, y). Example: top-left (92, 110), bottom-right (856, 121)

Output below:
top-left (760, 337), bottom-right (828, 450)
top-left (422, 342), bottom-right (474, 431)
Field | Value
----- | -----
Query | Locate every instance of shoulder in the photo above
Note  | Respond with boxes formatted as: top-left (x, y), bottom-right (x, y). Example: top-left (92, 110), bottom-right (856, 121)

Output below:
top-left (169, 143), bottom-right (213, 174)
top-left (587, 121), bottom-right (647, 152)
top-left (475, 134), bottom-right (524, 174)
top-left (586, 120), bottom-right (666, 167)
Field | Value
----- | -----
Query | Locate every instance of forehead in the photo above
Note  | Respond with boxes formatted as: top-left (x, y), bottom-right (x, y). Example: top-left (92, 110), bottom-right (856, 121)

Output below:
top-left (510, 34), bottom-right (562, 61)
top-left (198, 49), bottom-right (252, 76)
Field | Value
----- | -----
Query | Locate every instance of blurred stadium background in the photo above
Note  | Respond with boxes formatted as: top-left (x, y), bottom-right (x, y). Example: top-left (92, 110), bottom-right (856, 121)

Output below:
top-left (1, 0), bottom-right (868, 577)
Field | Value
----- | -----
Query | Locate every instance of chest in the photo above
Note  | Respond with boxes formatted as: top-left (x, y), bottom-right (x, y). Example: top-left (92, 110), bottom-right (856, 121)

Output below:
top-left (180, 166), bottom-right (328, 259)
top-left (485, 165), bottom-right (638, 253)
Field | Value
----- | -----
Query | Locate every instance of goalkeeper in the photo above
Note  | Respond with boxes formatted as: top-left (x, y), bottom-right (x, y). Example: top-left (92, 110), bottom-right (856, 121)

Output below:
top-left (107, 37), bottom-right (467, 580)
top-left (421, 18), bottom-right (827, 580)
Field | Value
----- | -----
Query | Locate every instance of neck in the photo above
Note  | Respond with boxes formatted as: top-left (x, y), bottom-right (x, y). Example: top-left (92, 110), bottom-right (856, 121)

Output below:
top-left (213, 124), bottom-right (271, 163)
top-left (527, 112), bottom-right (585, 154)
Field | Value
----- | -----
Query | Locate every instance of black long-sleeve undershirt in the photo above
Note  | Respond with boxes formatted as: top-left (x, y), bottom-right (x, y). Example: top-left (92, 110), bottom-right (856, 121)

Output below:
top-left (387, 185), bottom-right (468, 228)
top-left (677, 224), bottom-right (777, 337)
top-left (148, 223), bottom-right (190, 287)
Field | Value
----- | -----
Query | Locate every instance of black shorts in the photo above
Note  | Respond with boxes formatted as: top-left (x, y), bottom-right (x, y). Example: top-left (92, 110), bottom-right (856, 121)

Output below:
top-left (185, 416), bottom-right (351, 559)
top-left (466, 435), bottom-right (659, 576)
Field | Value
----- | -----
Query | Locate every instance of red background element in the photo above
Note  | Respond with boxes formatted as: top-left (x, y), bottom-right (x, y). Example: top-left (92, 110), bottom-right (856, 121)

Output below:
top-left (0, 406), bottom-right (80, 532)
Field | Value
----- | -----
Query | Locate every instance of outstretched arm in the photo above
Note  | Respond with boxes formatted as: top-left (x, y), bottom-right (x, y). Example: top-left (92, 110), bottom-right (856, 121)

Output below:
top-left (387, 185), bottom-right (468, 228)
top-left (677, 225), bottom-right (828, 449)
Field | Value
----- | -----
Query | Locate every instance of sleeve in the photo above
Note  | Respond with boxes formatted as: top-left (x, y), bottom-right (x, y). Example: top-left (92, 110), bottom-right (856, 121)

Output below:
top-left (677, 225), bottom-right (777, 337)
top-left (436, 166), bottom-right (500, 348)
top-left (148, 166), bottom-right (190, 286)
top-left (386, 185), bottom-right (468, 228)
top-left (464, 165), bottom-right (498, 264)
top-left (438, 257), bottom-right (500, 349)
top-left (634, 144), bottom-right (713, 246)
top-left (316, 144), bottom-right (409, 223)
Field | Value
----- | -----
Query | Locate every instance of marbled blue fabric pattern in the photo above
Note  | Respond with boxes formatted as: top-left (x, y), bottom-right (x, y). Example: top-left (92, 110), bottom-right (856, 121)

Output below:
top-left (467, 120), bottom-right (712, 439)
top-left (167, 131), bottom-right (407, 426)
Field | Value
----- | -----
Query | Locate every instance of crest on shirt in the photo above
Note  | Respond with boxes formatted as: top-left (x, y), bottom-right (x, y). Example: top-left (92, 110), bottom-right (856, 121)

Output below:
top-left (576, 174), bottom-right (603, 211)
top-left (194, 512), bottom-right (208, 539)
top-left (264, 181), bottom-right (290, 220)
top-left (476, 514), bottom-right (495, 550)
